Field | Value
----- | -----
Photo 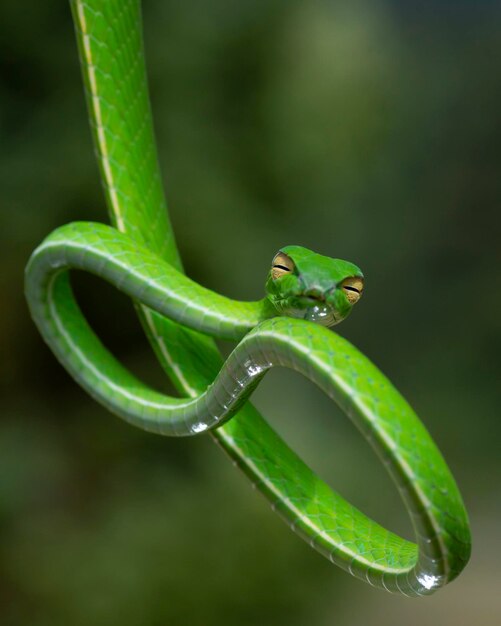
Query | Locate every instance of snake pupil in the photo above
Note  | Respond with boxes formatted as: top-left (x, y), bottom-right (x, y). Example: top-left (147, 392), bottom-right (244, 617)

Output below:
top-left (273, 264), bottom-right (291, 271)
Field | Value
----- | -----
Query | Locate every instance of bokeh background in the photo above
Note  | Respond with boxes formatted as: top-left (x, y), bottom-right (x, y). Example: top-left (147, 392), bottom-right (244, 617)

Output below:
top-left (1, 1), bottom-right (500, 624)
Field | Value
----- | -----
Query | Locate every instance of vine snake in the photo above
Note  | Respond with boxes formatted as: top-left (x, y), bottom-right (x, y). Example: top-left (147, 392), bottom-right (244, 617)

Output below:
top-left (24, 0), bottom-right (470, 595)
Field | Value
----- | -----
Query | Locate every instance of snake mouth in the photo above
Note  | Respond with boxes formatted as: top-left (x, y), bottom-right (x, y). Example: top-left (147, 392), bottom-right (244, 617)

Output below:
top-left (274, 294), bottom-right (327, 311)
top-left (299, 294), bottom-right (325, 306)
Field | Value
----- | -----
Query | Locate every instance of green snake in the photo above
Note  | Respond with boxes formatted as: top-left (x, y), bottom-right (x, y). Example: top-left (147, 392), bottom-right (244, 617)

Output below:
top-left (24, 0), bottom-right (470, 595)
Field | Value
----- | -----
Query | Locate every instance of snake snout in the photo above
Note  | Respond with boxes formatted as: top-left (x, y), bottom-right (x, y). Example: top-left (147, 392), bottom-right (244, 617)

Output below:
top-left (304, 288), bottom-right (325, 303)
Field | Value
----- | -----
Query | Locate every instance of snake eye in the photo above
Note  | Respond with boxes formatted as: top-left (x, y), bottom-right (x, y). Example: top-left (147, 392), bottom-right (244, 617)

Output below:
top-left (340, 276), bottom-right (364, 304)
top-left (271, 252), bottom-right (295, 280)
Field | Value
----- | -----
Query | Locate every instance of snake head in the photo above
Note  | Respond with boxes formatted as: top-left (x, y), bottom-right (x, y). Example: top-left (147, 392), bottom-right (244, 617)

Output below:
top-left (265, 245), bottom-right (364, 327)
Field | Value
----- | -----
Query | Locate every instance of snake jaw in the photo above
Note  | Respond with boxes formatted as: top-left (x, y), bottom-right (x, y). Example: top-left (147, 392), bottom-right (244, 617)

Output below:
top-left (303, 303), bottom-right (340, 326)
top-left (271, 296), bottom-right (341, 327)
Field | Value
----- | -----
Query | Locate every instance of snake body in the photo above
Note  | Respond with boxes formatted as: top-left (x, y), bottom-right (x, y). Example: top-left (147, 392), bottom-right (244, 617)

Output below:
top-left (24, 0), bottom-right (471, 595)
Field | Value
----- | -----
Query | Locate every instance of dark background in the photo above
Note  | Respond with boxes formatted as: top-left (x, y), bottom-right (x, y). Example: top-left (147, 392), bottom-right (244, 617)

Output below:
top-left (1, 1), bottom-right (499, 624)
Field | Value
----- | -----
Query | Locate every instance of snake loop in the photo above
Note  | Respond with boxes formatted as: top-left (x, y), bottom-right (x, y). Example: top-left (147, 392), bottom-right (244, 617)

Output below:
top-left (24, 0), bottom-right (471, 595)
top-left (25, 220), bottom-right (470, 595)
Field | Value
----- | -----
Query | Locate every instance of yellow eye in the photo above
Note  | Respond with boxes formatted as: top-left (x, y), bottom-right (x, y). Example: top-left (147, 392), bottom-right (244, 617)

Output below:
top-left (271, 252), bottom-right (295, 280)
top-left (341, 276), bottom-right (364, 304)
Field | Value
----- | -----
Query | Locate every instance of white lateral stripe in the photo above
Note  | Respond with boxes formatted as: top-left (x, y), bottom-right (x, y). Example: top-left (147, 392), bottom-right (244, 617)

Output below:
top-left (75, 1), bottom-right (124, 229)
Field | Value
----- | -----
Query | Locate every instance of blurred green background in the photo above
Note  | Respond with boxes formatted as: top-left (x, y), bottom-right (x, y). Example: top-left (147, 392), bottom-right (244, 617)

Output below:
top-left (1, 1), bottom-right (499, 624)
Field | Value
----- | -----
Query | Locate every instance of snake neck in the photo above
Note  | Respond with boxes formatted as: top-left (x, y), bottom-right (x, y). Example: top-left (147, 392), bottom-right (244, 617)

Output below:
top-left (259, 297), bottom-right (281, 322)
